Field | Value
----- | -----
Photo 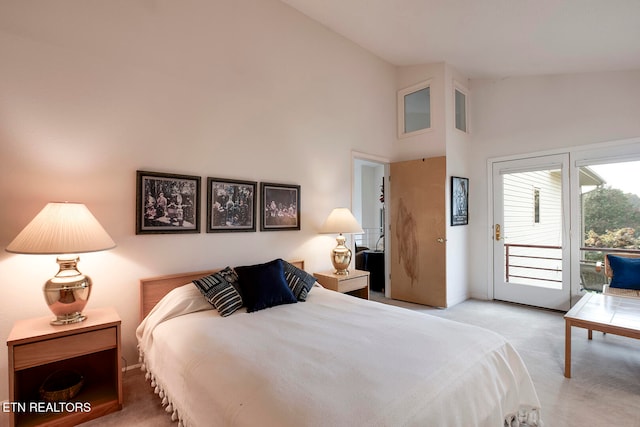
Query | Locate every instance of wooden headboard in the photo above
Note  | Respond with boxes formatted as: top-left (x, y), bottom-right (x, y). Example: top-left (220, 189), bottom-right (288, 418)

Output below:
top-left (139, 260), bottom-right (305, 322)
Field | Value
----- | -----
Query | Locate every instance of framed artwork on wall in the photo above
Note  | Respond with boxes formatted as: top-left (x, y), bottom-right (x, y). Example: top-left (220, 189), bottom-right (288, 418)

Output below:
top-left (206, 177), bottom-right (257, 233)
top-left (136, 170), bottom-right (201, 234)
top-left (260, 182), bottom-right (300, 231)
top-left (451, 176), bottom-right (469, 226)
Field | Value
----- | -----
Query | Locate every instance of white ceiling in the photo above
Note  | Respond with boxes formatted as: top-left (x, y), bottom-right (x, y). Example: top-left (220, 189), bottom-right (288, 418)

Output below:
top-left (280, 0), bottom-right (640, 79)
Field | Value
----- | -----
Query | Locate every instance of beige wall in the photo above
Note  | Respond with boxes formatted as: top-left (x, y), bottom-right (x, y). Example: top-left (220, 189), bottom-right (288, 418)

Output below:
top-left (0, 0), bottom-right (396, 400)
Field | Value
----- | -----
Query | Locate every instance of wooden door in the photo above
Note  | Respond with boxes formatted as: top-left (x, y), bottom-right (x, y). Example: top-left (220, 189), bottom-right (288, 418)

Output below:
top-left (390, 157), bottom-right (447, 307)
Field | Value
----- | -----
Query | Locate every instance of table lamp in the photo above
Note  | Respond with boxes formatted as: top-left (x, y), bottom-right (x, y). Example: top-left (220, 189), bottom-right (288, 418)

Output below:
top-left (6, 202), bottom-right (116, 325)
top-left (320, 208), bottom-right (363, 275)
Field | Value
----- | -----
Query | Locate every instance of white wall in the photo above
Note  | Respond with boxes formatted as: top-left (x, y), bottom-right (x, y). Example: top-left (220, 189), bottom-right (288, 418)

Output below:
top-left (0, 0), bottom-right (397, 401)
top-left (361, 166), bottom-right (378, 231)
top-left (353, 159), bottom-right (385, 250)
top-left (444, 64), bottom-right (471, 306)
top-left (395, 63), bottom-right (447, 160)
top-left (468, 70), bottom-right (640, 299)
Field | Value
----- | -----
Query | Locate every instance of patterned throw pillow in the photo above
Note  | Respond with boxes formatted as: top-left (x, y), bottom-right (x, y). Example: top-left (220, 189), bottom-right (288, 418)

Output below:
top-left (280, 259), bottom-right (316, 301)
top-left (193, 267), bottom-right (243, 317)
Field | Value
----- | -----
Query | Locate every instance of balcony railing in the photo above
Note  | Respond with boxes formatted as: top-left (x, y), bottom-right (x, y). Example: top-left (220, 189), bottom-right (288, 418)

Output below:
top-left (505, 243), bottom-right (562, 284)
top-left (504, 243), bottom-right (640, 288)
top-left (579, 247), bottom-right (640, 256)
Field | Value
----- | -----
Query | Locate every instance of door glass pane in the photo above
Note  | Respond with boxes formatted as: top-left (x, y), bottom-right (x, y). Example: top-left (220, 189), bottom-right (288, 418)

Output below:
top-left (578, 161), bottom-right (640, 291)
top-left (503, 168), bottom-right (563, 289)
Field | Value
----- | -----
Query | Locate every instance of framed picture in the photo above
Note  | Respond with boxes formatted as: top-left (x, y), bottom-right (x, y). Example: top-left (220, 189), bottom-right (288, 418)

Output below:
top-left (451, 176), bottom-right (469, 226)
top-left (260, 182), bottom-right (300, 231)
top-left (136, 170), bottom-right (201, 234)
top-left (206, 177), bottom-right (257, 233)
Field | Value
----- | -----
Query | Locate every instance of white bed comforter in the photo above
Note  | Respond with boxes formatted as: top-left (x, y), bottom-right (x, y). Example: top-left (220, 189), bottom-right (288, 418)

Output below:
top-left (137, 284), bottom-right (541, 427)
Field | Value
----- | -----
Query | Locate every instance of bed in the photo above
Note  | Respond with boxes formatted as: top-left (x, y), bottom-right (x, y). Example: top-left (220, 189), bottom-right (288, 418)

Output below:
top-left (136, 259), bottom-right (542, 427)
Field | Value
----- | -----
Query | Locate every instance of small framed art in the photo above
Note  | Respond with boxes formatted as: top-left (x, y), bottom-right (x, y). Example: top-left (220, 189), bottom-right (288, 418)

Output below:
top-left (451, 176), bottom-right (469, 226)
top-left (207, 177), bottom-right (257, 233)
top-left (136, 170), bottom-right (201, 234)
top-left (260, 182), bottom-right (300, 231)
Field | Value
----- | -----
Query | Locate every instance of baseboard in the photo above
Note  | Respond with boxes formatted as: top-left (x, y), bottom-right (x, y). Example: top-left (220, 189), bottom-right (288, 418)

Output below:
top-left (125, 363), bottom-right (142, 372)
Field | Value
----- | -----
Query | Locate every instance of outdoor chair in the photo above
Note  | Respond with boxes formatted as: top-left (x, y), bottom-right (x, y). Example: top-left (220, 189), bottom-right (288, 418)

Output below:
top-left (579, 261), bottom-right (607, 292)
top-left (586, 253), bottom-right (640, 339)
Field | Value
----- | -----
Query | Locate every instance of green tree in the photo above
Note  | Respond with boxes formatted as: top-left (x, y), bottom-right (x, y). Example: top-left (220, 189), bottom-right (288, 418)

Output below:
top-left (583, 186), bottom-right (640, 236)
top-left (583, 186), bottom-right (640, 260)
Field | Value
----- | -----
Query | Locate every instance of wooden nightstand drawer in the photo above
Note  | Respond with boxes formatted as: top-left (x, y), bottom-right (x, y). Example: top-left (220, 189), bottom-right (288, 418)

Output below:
top-left (13, 327), bottom-right (117, 370)
top-left (313, 270), bottom-right (370, 299)
top-left (336, 275), bottom-right (368, 293)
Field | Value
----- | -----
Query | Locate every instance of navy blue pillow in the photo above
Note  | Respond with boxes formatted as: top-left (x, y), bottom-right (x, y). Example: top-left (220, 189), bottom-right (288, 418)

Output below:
top-left (608, 255), bottom-right (640, 290)
top-left (235, 259), bottom-right (297, 312)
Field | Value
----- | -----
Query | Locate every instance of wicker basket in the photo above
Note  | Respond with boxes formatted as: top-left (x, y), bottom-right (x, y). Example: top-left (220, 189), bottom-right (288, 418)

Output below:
top-left (39, 369), bottom-right (84, 402)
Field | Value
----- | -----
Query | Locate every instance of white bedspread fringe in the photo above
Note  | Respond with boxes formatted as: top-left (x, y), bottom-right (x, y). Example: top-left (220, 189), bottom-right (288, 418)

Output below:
top-left (504, 405), bottom-right (542, 426)
top-left (139, 346), bottom-right (187, 427)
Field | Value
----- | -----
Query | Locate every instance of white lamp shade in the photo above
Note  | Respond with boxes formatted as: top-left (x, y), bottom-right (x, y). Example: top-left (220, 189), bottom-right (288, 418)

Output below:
top-left (6, 202), bottom-right (116, 255)
top-left (320, 208), bottom-right (364, 234)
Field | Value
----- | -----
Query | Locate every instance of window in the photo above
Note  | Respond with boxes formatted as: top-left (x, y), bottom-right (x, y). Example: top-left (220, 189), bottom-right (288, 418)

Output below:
top-left (579, 159), bottom-right (640, 269)
top-left (455, 88), bottom-right (467, 132)
top-left (398, 80), bottom-right (431, 138)
top-left (404, 87), bottom-right (430, 133)
top-left (534, 188), bottom-right (540, 223)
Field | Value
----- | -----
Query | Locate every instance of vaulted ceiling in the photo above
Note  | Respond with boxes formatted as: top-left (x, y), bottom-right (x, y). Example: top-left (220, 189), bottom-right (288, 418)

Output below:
top-left (281, 0), bottom-right (640, 78)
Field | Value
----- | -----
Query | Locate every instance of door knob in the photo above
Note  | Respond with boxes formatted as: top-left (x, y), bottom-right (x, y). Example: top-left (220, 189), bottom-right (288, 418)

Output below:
top-left (437, 238), bottom-right (445, 243)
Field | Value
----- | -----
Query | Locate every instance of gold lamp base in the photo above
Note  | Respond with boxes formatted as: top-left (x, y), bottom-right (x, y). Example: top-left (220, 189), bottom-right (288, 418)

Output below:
top-left (44, 256), bottom-right (91, 325)
top-left (330, 234), bottom-right (352, 275)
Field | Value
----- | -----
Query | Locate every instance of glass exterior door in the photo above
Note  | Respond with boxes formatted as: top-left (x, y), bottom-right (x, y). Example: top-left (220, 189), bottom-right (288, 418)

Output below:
top-left (493, 154), bottom-right (571, 310)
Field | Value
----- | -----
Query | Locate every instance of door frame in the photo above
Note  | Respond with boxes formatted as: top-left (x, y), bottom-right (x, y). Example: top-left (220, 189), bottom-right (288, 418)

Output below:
top-left (352, 151), bottom-right (391, 297)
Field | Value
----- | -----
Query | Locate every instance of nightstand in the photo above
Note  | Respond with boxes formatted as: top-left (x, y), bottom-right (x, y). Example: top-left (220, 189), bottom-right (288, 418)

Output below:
top-left (6, 307), bottom-right (123, 427)
top-left (313, 269), bottom-right (370, 299)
